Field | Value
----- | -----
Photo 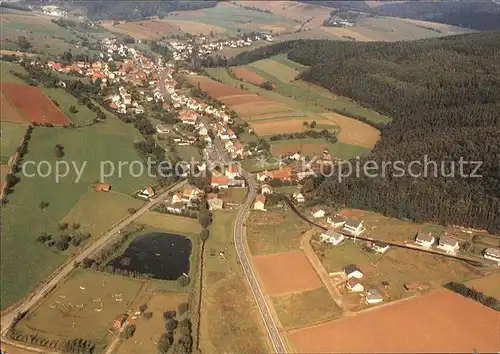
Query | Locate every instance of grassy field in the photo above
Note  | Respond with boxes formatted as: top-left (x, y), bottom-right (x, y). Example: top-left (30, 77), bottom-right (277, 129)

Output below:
top-left (246, 209), bottom-right (310, 255)
top-left (200, 211), bottom-right (271, 353)
top-left (39, 87), bottom-right (96, 126)
top-left (0, 61), bottom-right (28, 83)
top-left (177, 145), bottom-right (201, 161)
top-left (0, 111), bottom-right (153, 309)
top-left (248, 58), bottom-right (299, 83)
top-left (218, 187), bottom-right (247, 204)
top-left (136, 211), bottom-right (201, 237)
top-left (240, 157), bottom-right (281, 173)
top-left (15, 269), bottom-right (144, 349)
top-left (270, 139), bottom-right (370, 160)
top-left (61, 191), bottom-right (145, 238)
top-left (0, 122), bottom-right (27, 164)
top-left (273, 287), bottom-right (342, 330)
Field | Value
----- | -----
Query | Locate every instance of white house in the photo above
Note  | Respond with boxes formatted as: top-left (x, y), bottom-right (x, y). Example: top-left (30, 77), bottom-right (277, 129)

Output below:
top-left (261, 184), bottom-right (273, 195)
top-left (293, 191), bottom-right (305, 203)
top-left (198, 126), bottom-right (208, 136)
top-left (437, 235), bottom-right (460, 254)
top-left (171, 192), bottom-right (183, 204)
top-left (138, 186), bottom-right (155, 200)
top-left (289, 152), bottom-right (301, 160)
top-left (343, 220), bottom-right (365, 237)
top-left (327, 215), bottom-right (346, 229)
top-left (311, 206), bottom-right (325, 218)
top-left (166, 202), bottom-right (184, 214)
top-left (253, 195), bottom-right (267, 211)
top-left (343, 264), bottom-right (363, 279)
top-left (320, 230), bottom-right (345, 246)
top-left (365, 289), bottom-right (384, 304)
top-left (483, 247), bottom-right (500, 264)
top-left (415, 232), bottom-right (435, 248)
top-left (369, 241), bottom-right (390, 254)
top-left (346, 278), bottom-right (364, 292)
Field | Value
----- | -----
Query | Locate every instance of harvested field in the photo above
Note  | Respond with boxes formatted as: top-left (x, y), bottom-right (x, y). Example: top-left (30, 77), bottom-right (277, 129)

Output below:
top-left (162, 19), bottom-right (226, 35)
top-left (467, 273), bottom-right (500, 299)
top-left (321, 26), bottom-right (375, 42)
top-left (102, 19), bottom-right (183, 39)
top-left (322, 112), bottom-right (380, 148)
top-left (0, 83), bottom-right (71, 125)
top-left (289, 289), bottom-right (500, 353)
top-left (232, 102), bottom-right (288, 119)
top-left (0, 49), bottom-right (34, 57)
top-left (191, 77), bottom-right (246, 99)
top-left (217, 94), bottom-right (271, 107)
top-left (273, 287), bottom-right (342, 329)
top-left (0, 92), bottom-right (28, 123)
top-left (230, 66), bottom-right (266, 85)
top-left (271, 140), bottom-right (329, 156)
top-left (253, 251), bottom-right (323, 295)
top-left (249, 58), bottom-right (299, 83)
top-left (399, 18), bottom-right (476, 35)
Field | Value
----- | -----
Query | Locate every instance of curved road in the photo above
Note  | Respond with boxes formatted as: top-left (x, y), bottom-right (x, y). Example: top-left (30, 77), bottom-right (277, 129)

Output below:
top-left (214, 139), bottom-right (287, 354)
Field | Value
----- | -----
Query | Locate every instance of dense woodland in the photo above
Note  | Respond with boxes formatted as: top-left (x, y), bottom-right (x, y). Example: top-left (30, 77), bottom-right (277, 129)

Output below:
top-left (300, 0), bottom-right (500, 31)
top-left (228, 31), bottom-right (500, 233)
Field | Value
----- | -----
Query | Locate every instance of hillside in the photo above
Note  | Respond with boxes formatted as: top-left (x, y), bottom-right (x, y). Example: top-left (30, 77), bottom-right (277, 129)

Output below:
top-left (228, 31), bottom-right (500, 233)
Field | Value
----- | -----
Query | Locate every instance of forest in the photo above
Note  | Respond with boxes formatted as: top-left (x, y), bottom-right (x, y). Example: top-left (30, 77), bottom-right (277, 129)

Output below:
top-left (227, 31), bottom-right (500, 233)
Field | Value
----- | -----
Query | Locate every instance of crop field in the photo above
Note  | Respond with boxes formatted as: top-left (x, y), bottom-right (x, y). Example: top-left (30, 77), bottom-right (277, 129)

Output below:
top-left (273, 287), bottom-right (342, 330)
top-left (200, 211), bottom-right (270, 353)
top-left (466, 273), bottom-right (500, 299)
top-left (1, 83), bottom-right (71, 126)
top-left (321, 112), bottom-right (380, 148)
top-left (61, 191), bottom-right (144, 239)
top-left (16, 270), bottom-right (143, 348)
top-left (101, 19), bottom-right (182, 39)
top-left (1, 115), bottom-right (153, 309)
top-left (253, 251), bottom-right (323, 295)
top-left (288, 289), bottom-right (499, 353)
top-left (0, 122), bottom-right (27, 164)
top-left (230, 66), bottom-right (266, 85)
top-left (116, 292), bottom-right (189, 354)
top-left (249, 58), bottom-right (300, 83)
top-left (190, 76), bottom-right (247, 99)
top-left (0, 92), bottom-right (28, 124)
top-left (400, 18), bottom-right (476, 36)
top-left (216, 93), bottom-right (269, 107)
top-left (247, 209), bottom-right (310, 255)
top-left (321, 26), bottom-right (375, 42)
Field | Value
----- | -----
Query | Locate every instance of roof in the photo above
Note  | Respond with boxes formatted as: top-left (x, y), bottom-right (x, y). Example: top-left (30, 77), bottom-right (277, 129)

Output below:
top-left (311, 206), bottom-right (324, 213)
top-left (145, 186), bottom-right (155, 196)
top-left (331, 215), bottom-right (346, 223)
top-left (365, 289), bottom-right (383, 301)
top-left (484, 247), bottom-right (500, 257)
top-left (343, 264), bottom-right (361, 275)
top-left (211, 175), bottom-right (229, 185)
top-left (207, 193), bottom-right (219, 200)
top-left (416, 232), bottom-right (434, 242)
top-left (227, 165), bottom-right (239, 173)
top-left (324, 229), bottom-right (343, 240)
top-left (94, 183), bottom-right (111, 191)
top-left (269, 168), bottom-right (292, 180)
top-left (347, 278), bottom-right (361, 288)
top-left (345, 219), bottom-right (362, 228)
top-left (255, 195), bottom-right (267, 203)
top-left (115, 313), bottom-right (128, 322)
top-left (439, 235), bottom-right (459, 247)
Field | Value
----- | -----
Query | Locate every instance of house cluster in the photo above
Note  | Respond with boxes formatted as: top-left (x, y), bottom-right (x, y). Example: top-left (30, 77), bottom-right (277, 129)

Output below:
top-left (253, 183), bottom-right (274, 211)
top-left (104, 86), bottom-right (145, 114)
top-left (164, 184), bottom-right (203, 214)
top-left (414, 232), bottom-right (460, 254)
top-left (256, 168), bottom-right (293, 183)
top-left (343, 264), bottom-right (383, 304)
top-left (210, 165), bottom-right (246, 190)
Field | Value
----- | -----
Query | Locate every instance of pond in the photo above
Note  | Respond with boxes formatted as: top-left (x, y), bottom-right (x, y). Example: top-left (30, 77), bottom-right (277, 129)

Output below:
top-left (107, 232), bottom-right (192, 280)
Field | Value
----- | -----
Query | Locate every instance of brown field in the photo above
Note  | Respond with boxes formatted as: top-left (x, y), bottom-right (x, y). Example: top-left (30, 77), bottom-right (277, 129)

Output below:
top-left (191, 77), bottom-right (247, 99)
top-left (0, 92), bottom-right (28, 123)
top-left (253, 251), bottom-right (323, 295)
top-left (0, 164), bottom-right (9, 183)
top-left (289, 289), bottom-right (500, 353)
top-left (321, 26), bottom-right (375, 42)
top-left (101, 19), bottom-right (182, 39)
top-left (230, 67), bottom-right (266, 85)
top-left (466, 273), bottom-right (500, 299)
top-left (0, 12), bottom-right (51, 26)
top-left (0, 83), bottom-right (71, 125)
top-left (232, 102), bottom-right (288, 119)
top-left (322, 112), bottom-right (380, 147)
top-left (217, 94), bottom-right (271, 107)
top-left (0, 49), bottom-right (34, 57)
top-left (271, 141), bottom-right (328, 156)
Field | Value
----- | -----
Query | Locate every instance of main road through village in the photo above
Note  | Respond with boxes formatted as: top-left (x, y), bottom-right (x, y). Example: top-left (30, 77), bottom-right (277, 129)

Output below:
top-left (214, 139), bottom-right (287, 354)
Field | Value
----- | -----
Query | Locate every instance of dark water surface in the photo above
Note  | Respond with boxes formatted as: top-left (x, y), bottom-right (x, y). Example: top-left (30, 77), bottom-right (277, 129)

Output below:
top-left (107, 232), bottom-right (192, 280)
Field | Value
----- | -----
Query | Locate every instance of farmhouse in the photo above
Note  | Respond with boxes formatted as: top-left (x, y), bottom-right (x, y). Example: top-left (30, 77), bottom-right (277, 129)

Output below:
top-left (254, 195), bottom-right (267, 211)
top-left (261, 184), bottom-right (273, 195)
top-left (369, 241), bottom-right (390, 254)
top-left (207, 197), bottom-right (224, 211)
top-left (94, 183), bottom-right (111, 192)
top-left (256, 168), bottom-right (293, 182)
top-left (320, 229), bottom-right (345, 246)
top-left (415, 232), bottom-right (435, 248)
top-left (211, 175), bottom-right (229, 189)
top-left (437, 235), bottom-right (460, 253)
top-left (343, 264), bottom-right (363, 279)
top-left (138, 186), bottom-right (155, 199)
top-left (327, 215), bottom-right (346, 229)
top-left (311, 206), bottom-right (326, 218)
top-left (346, 278), bottom-right (364, 292)
top-left (113, 313), bottom-right (128, 330)
top-left (483, 247), bottom-right (500, 263)
top-left (365, 289), bottom-right (384, 304)
top-left (293, 191), bottom-right (305, 203)
top-left (343, 220), bottom-right (365, 236)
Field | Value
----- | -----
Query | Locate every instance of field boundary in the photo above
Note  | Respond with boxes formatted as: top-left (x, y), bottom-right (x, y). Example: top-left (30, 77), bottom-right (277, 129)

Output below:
top-left (0, 125), bottom-right (30, 201)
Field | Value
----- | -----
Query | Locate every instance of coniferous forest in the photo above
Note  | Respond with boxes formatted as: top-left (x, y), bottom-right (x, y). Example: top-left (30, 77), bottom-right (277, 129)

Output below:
top-left (228, 31), bottom-right (500, 233)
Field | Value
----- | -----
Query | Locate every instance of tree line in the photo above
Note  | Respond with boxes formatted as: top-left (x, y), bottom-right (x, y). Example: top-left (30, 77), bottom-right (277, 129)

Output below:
top-left (227, 31), bottom-right (500, 233)
top-left (269, 129), bottom-right (337, 143)
top-left (444, 282), bottom-right (500, 311)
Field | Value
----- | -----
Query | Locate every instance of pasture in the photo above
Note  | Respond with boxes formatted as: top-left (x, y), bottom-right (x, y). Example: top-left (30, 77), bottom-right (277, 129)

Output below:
top-left (1, 116), bottom-right (153, 309)
top-left (218, 187), bottom-right (247, 204)
top-left (40, 87), bottom-right (97, 126)
top-left (273, 287), bottom-right (342, 330)
top-left (288, 290), bottom-right (499, 353)
top-left (0, 122), bottom-right (27, 164)
top-left (135, 212), bottom-right (201, 237)
top-left (1, 83), bottom-right (71, 126)
top-left (61, 191), bottom-right (145, 239)
top-left (252, 251), bottom-right (323, 295)
top-left (16, 269), bottom-right (144, 346)
top-left (200, 211), bottom-right (271, 353)
top-left (249, 58), bottom-right (299, 83)
top-left (176, 145), bottom-right (201, 161)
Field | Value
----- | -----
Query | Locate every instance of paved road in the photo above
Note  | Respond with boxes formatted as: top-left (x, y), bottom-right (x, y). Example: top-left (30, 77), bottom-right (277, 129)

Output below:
top-left (0, 181), bottom-right (185, 344)
top-left (213, 139), bottom-right (287, 354)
